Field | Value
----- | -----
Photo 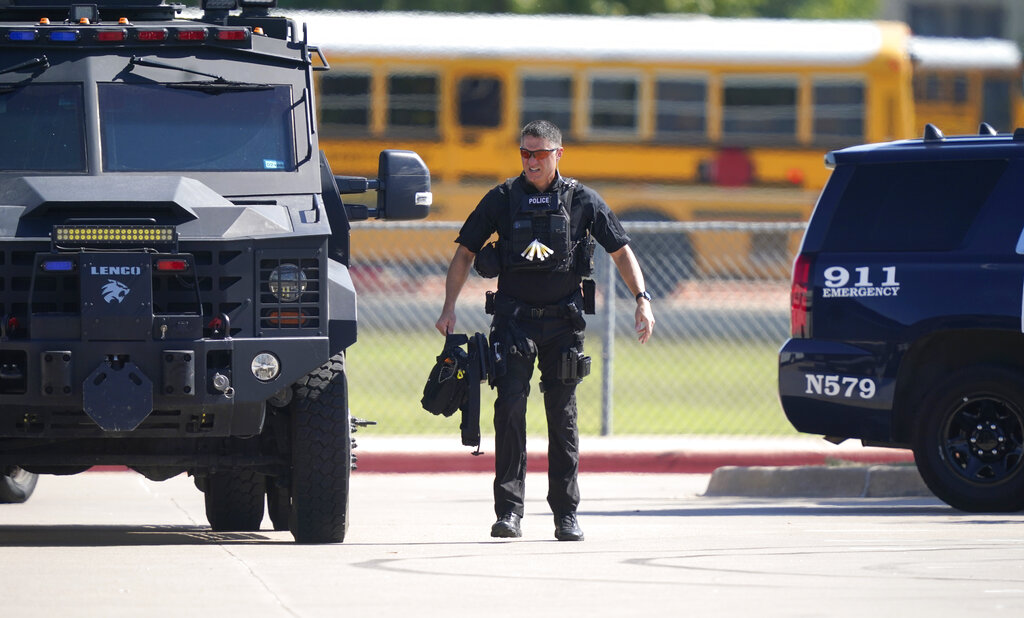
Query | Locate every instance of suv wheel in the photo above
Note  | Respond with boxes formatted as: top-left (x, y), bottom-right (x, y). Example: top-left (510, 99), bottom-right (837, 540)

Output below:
top-left (912, 366), bottom-right (1024, 512)
top-left (204, 469), bottom-right (266, 531)
top-left (288, 353), bottom-right (351, 543)
top-left (0, 467), bottom-right (38, 504)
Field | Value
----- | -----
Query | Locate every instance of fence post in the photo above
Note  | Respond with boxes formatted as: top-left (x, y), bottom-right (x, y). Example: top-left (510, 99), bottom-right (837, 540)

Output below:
top-left (600, 251), bottom-right (615, 436)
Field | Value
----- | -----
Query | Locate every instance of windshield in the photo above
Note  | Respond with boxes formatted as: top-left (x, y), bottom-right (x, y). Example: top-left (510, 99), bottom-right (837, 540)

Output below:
top-left (98, 83), bottom-right (296, 172)
top-left (0, 83), bottom-right (86, 172)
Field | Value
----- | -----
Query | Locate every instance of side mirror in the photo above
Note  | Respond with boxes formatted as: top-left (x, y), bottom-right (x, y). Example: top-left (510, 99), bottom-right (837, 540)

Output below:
top-left (375, 150), bottom-right (431, 221)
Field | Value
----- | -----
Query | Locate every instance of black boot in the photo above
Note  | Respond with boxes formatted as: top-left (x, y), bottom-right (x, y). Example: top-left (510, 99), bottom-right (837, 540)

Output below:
top-left (491, 512), bottom-right (522, 538)
top-left (554, 513), bottom-right (583, 541)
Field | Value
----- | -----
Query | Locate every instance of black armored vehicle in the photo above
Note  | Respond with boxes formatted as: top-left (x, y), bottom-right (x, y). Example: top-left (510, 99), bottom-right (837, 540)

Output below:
top-left (0, 0), bottom-right (431, 542)
top-left (779, 123), bottom-right (1024, 513)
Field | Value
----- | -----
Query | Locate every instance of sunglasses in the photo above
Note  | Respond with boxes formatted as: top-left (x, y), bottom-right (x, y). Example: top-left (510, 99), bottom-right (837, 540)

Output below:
top-left (520, 147), bottom-right (558, 160)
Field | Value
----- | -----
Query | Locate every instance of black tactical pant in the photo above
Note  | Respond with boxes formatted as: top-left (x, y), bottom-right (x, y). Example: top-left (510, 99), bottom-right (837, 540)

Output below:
top-left (491, 312), bottom-right (582, 519)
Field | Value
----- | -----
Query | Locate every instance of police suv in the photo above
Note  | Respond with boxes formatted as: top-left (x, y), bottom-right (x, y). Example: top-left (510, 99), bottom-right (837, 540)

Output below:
top-left (779, 123), bottom-right (1024, 512)
top-left (0, 0), bottom-right (430, 542)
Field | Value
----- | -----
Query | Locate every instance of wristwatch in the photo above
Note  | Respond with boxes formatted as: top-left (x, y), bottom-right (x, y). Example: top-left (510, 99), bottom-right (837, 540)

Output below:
top-left (635, 290), bottom-right (652, 302)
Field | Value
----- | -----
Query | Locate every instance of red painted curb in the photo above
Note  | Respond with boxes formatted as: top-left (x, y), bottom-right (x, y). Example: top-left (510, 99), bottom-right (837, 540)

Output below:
top-left (84, 449), bottom-right (915, 474)
top-left (355, 449), bottom-right (915, 474)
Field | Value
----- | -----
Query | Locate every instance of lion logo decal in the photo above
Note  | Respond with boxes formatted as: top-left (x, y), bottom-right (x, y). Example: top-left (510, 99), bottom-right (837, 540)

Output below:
top-left (101, 279), bottom-right (130, 304)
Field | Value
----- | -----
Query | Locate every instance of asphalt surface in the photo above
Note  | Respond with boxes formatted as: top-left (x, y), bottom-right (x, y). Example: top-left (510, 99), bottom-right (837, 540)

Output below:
top-left (1, 471), bottom-right (1020, 617)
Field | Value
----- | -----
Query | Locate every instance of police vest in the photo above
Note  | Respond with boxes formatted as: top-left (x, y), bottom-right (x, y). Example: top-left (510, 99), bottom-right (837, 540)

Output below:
top-left (501, 177), bottom-right (593, 275)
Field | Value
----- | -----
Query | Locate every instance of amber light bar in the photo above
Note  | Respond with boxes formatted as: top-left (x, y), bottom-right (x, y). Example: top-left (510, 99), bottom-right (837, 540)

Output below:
top-left (52, 224), bottom-right (177, 250)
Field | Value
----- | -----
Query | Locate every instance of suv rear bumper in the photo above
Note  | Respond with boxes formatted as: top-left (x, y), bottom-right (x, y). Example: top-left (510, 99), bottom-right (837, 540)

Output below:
top-left (778, 338), bottom-right (896, 443)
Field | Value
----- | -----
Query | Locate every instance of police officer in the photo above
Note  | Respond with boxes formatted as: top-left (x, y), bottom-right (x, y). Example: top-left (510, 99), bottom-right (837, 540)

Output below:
top-left (435, 120), bottom-right (655, 541)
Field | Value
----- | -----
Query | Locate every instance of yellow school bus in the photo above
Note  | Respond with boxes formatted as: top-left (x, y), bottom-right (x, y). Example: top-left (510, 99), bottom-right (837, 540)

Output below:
top-left (298, 12), bottom-right (1021, 281)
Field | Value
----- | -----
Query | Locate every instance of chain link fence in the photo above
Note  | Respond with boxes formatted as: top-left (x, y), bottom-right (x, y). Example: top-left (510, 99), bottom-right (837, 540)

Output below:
top-left (345, 220), bottom-right (806, 437)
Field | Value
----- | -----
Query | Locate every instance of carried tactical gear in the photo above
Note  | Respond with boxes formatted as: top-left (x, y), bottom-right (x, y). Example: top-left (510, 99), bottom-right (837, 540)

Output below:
top-left (420, 333), bottom-right (473, 418)
top-left (420, 332), bottom-right (494, 452)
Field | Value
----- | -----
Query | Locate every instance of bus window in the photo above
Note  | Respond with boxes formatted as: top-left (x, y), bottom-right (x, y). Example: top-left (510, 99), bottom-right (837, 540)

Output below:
top-left (387, 73), bottom-right (439, 138)
top-left (319, 73), bottom-right (371, 136)
top-left (722, 77), bottom-right (798, 144)
top-left (521, 75), bottom-right (572, 133)
top-left (952, 74), bottom-right (968, 103)
top-left (589, 76), bottom-right (639, 136)
top-left (813, 80), bottom-right (864, 145)
top-left (982, 78), bottom-right (1012, 131)
top-left (655, 77), bottom-right (707, 142)
top-left (457, 77), bottom-right (502, 128)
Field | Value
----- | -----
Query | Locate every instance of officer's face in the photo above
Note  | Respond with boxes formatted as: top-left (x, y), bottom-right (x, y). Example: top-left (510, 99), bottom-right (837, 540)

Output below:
top-left (520, 135), bottom-right (562, 193)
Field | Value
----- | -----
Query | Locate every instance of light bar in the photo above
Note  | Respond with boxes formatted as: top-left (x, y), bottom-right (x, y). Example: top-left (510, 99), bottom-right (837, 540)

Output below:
top-left (53, 224), bottom-right (177, 250)
top-left (8, 30), bottom-right (36, 41)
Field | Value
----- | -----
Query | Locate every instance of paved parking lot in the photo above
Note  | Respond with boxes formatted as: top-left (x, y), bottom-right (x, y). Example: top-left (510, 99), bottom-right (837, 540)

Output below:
top-left (0, 470), bottom-right (1022, 617)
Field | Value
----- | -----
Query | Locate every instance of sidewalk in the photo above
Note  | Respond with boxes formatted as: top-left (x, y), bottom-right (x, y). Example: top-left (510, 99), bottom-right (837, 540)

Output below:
top-left (354, 435), bottom-right (915, 474)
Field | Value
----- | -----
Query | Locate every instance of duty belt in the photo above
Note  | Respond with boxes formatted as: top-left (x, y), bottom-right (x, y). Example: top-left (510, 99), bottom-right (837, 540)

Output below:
top-left (488, 293), bottom-right (578, 319)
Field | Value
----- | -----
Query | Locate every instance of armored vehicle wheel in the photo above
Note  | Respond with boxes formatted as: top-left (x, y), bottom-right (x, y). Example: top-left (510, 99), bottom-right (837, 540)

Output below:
top-left (266, 479), bottom-right (290, 532)
top-left (0, 467), bottom-right (38, 504)
top-left (912, 366), bottom-right (1024, 512)
top-left (204, 470), bottom-right (266, 531)
top-left (289, 353), bottom-right (351, 543)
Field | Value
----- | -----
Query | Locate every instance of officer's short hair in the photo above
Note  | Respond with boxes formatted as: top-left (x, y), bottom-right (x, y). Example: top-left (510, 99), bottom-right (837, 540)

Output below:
top-left (521, 120), bottom-right (562, 147)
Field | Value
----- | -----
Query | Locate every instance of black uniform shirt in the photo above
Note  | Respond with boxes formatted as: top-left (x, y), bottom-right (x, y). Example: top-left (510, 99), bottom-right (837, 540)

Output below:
top-left (456, 173), bottom-right (630, 305)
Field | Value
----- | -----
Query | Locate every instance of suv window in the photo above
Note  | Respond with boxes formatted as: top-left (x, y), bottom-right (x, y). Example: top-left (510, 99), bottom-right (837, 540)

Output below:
top-left (0, 83), bottom-right (86, 172)
top-left (98, 83), bottom-right (295, 172)
top-left (824, 159), bottom-right (1007, 252)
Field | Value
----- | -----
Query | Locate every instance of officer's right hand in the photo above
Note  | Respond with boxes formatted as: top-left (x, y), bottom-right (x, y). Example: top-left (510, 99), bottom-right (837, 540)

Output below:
top-left (435, 310), bottom-right (456, 336)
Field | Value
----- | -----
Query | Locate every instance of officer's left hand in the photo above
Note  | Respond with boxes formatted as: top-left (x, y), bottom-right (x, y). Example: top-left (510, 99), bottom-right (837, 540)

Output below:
top-left (635, 301), bottom-right (654, 344)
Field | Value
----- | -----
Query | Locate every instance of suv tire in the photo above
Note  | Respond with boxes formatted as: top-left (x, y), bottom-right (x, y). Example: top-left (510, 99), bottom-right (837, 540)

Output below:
top-left (912, 366), bottom-right (1024, 512)
top-left (289, 353), bottom-right (351, 543)
top-left (204, 469), bottom-right (266, 531)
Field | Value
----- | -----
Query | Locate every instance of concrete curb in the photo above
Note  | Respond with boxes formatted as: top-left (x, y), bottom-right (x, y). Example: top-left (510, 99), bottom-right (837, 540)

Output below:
top-left (704, 464), bottom-right (932, 498)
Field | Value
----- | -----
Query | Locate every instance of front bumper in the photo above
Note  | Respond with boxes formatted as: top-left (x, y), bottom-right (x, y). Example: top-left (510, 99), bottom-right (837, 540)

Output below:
top-left (0, 335), bottom-right (330, 438)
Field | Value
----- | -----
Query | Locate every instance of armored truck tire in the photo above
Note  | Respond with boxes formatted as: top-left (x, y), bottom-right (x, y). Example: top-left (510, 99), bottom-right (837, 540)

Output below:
top-left (289, 353), bottom-right (352, 543)
top-left (911, 366), bottom-right (1024, 512)
top-left (266, 478), bottom-right (290, 532)
top-left (0, 467), bottom-right (38, 504)
top-left (204, 469), bottom-right (266, 532)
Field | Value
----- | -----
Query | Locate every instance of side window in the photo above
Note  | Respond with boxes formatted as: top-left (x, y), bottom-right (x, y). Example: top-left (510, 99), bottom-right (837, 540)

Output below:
top-left (824, 160), bottom-right (1008, 252)
top-left (589, 76), bottom-right (638, 136)
top-left (319, 72), bottom-right (370, 136)
top-left (458, 77), bottom-right (502, 128)
top-left (813, 80), bottom-right (864, 145)
top-left (387, 73), bottom-right (439, 138)
top-left (722, 77), bottom-right (798, 144)
top-left (520, 75), bottom-right (572, 133)
top-left (654, 77), bottom-right (706, 142)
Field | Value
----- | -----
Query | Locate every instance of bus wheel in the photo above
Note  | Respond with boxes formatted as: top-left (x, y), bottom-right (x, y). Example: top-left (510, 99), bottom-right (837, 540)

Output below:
top-left (288, 353), bottom-right (351, 543)
top-left (0, 467), bottom-right (38, 503)
top-left (912, 366), bottom-right (1024, 512)
top-left (204, 469), bottom-right (266, 531)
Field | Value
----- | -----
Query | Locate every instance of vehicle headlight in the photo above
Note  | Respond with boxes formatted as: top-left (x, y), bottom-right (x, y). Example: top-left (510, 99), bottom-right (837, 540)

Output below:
top-left (251, 352), bottom-right (281, 382)
top-left (268, 263), bottom-right (307, 302)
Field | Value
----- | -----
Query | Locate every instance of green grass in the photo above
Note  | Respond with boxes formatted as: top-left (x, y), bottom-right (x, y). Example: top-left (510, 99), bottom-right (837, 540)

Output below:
top-left (346, 331), bottom-right (799, 437)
